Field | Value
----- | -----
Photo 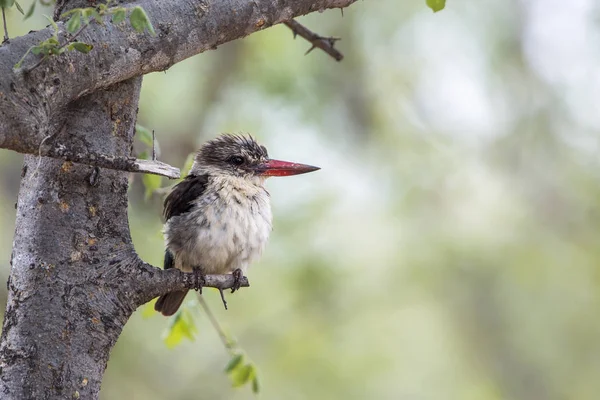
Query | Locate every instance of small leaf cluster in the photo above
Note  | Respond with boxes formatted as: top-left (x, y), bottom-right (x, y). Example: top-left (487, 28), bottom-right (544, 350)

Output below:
top-left (153, 298), bottom-right (261, 394)
top-left (161, 306), bottom-right (198, 349)
top-left (225, 351), bottom-right (261, 394)
top-left (14, 15), bottom-right (91, 69)
top-left (12, 2), bottom-right (155, 70)
top-left (62, 3), bottom-right (155, 35)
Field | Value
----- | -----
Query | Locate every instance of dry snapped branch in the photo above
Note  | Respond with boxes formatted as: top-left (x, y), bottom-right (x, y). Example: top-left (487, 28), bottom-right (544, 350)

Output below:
top-left (284, 19), bottom-right (344, 61)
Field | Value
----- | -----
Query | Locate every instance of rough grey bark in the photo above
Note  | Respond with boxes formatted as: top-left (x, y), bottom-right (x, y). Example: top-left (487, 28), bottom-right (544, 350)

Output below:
top-left (0, 78), bottom-right (142, 399)
top-left (0, 0), bottom-right (355, 398)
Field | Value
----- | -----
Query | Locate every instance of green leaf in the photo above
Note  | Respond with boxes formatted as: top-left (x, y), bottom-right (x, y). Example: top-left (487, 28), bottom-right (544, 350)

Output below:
top-left (91, 9), bottom-right (103, 24)
top-left (180, 153), bottom-right (195, 178)
top-left (68, 42), bottom-right (93, 53)
top-left (66, 12), bottom-right (81, 34)
top-left (129, 7), bottom-right (145, 32)
top-left (252, 375), bottom-right (261, 394)
top-left (50, 46), bottom-right (64, 55)
top-left (135, 124), bottom-right (153, 147)
top-left (224, 353), bottom-right (244, 373)
top-left (162, 308), bottom-right (198, 348)
top-left (81, 7), bottom-right (94, 20)
top-left (60, 8), bottom-right (78, 17)
top-left (43, 14), bottom-right (58, 32)
top-left (24, 0), bottom-right (35, 19)
top-left (0, 0), bottom-right (15, 9)
top-left (141, 299), bottom-right (157, 318)
top-left (14, 0), bottom-right (23, 14)
top-left (111, 8), bottom-right (126, 24)
top-left (142, 173), bottom-right (161, 200)
top-left (231, 364), bottom-right (254, 388)
top-left (129, 6), bottom-right (155, 36)
top-left (426, 0), bottom-right (445, 12)
top-left (145, 21), bottom-right (156, 36)
top-left (36, 39), bottom-right (59, 55)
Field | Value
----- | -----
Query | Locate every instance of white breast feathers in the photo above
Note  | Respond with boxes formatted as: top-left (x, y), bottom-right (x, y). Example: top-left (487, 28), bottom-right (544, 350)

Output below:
top-left (165, 174), bottom-right (272, 275)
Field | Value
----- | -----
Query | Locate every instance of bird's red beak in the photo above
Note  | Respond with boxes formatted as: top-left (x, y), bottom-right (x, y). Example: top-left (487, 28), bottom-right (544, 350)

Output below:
top-left (257, 159), bottom-right (320, 177)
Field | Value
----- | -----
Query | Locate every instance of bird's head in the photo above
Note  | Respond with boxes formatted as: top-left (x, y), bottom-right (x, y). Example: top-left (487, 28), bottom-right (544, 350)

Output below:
top-left (190, 134), bottom-right (320, 182)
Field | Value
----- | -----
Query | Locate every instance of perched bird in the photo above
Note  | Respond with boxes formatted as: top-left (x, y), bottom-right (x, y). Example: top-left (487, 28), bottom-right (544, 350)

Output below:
top-left (155, 134), bottom-right (320, 316)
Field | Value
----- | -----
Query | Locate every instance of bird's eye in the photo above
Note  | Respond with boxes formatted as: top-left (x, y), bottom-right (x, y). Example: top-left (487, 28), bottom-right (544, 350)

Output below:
top-left (228, 156), bottom-right (245, 166)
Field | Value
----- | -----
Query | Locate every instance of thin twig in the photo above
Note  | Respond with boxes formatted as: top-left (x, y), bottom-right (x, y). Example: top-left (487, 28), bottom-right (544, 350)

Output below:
top-left (58, 22), bottom-right (90, 50)
top-left (152, 129), bottom-right (156, 161)
top-left (2, 7), bottom-right (8, 43)
top-left (284, 20), bottom-right (343, 61)
top-left (25, 22), bottom-right (90, 73)
top-left (197, 293), bottom-right (234, 350)
top-left (24, 56), bottom-right (49, 73)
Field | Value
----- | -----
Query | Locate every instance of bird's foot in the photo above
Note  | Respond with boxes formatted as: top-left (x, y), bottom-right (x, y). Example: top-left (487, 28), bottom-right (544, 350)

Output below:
top-left (192, 266), bottom-right (205, 294)
top-left (231, 268), bottom-right (243, 293)
top-left (218, 269), bottom-right (243, 310)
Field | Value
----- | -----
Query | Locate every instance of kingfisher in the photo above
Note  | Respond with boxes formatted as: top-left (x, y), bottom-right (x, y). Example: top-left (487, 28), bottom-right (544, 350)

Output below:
top-left (155, 134), bottom-right (320, 316)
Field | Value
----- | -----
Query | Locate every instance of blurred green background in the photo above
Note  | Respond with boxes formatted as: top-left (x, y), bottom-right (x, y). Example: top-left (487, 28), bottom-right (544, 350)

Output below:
top-left (3, 0), bottom-right (600, 399)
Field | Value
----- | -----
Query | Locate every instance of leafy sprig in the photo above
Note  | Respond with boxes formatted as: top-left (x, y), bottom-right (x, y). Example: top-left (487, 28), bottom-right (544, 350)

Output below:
top-left (13, 2), bottom-right (156, 70)
top-left (145, 295), bottom-right (262, 394)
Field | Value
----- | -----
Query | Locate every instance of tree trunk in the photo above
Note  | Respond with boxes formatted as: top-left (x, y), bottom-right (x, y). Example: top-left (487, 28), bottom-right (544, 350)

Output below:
top-left (0, 78), bottom-right (143, 398)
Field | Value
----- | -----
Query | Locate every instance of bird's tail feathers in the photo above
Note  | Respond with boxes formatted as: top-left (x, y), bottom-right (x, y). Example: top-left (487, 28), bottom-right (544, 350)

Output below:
top-left (155, 290), bottom-right (188, 316)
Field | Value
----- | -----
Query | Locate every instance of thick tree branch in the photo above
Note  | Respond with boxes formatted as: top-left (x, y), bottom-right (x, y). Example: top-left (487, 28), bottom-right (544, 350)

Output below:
top-left (0, 0), bottom-right (357, 159)
top-left (284, 20), bottom-right (343, 61)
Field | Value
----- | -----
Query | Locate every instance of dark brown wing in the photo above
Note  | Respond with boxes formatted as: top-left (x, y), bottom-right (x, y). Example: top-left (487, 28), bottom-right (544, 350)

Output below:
top-left (157, 174), bottom-right (208, 316)
top-left (163, 174), bottom-right (209, 221)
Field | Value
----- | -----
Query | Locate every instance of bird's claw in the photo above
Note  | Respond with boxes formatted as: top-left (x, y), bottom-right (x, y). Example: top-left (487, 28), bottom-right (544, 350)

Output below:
top-left (231, 268), bottom-right (243, 293)
top-left (192, 266), bottom-right (204, 294)
top-left (217, 269), bottom-right (244, 310)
